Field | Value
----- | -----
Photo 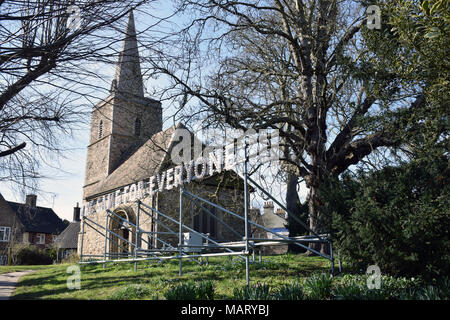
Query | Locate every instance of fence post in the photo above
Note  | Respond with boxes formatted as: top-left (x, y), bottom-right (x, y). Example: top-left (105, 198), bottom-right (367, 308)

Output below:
top-left (179, 186), bottom-right (183, 276)
top-left (244, 138), bottom-right (250, 285)
top-left (79, 212), bottom-right (85, 264)
top-left (103, 214), bottom-right (109, 268)
top-left (135, 200), bottom-right (141, 272)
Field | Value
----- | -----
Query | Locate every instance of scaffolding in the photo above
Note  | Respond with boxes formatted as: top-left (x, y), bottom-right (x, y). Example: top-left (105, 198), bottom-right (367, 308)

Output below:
top-left (79, 142), bottom-right (338, 284)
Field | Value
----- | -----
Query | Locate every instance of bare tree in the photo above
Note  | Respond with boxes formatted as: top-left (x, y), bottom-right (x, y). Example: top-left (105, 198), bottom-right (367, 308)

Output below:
top-left (0, 0), bottom-right (156, 190)
top-left (142, 0), bottom-right (428, 253)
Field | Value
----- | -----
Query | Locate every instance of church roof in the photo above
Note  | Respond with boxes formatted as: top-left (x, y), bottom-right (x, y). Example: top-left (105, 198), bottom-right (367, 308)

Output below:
top-left (84, 123), bottom-right (182, 199)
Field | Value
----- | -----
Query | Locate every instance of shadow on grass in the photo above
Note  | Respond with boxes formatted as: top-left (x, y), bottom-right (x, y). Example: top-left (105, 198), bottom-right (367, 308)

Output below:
top-left (13, 273), bottom-right (158, 300)
top-left (11, 254), bottom-right (332, 299)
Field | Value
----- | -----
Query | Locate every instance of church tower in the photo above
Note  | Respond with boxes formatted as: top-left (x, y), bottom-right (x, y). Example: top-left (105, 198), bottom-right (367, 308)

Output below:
top-left (83, 10), bottom-right (162, 199)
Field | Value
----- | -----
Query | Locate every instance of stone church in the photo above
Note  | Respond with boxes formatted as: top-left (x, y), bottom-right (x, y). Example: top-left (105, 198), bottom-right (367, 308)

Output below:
top-left (78, 11), bottom-right (246, 259)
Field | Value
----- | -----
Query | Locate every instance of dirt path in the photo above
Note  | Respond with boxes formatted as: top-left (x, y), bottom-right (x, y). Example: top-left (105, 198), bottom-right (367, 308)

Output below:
top-left (0, 270), bottom-right (35, 300)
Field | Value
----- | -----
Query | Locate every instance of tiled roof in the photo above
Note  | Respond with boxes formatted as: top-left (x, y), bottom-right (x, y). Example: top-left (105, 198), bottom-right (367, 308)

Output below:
top-left (54, 221), bottom-right (80, 249)
top-left (6, 202), bottom-right (67, 235)
top-left (84, 123), bottom-right (181, 199)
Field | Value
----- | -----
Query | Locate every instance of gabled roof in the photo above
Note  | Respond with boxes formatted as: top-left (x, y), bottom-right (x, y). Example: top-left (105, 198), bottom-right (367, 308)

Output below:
top-left (6, 202), bottom-right (67, 235)
top-left (84, 123), bottom-right (181, 199)
top-left (54, 221), bottom-right (80, 249)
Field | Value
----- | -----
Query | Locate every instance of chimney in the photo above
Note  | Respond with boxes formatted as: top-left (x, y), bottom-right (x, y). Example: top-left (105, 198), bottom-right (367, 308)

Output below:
top-left (263, 201), bottom-right (274, 215)
top-left (276, 208), bottom-right (287, 219)
top-left (25, 194), bottom-right (37, 207)
top-left (73, 202), bottom-right (81, 222)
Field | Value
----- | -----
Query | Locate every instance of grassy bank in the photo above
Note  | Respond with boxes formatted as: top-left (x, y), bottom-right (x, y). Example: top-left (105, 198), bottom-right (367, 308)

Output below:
top-left (0, 264), bottom-right (51, 275)
top-left (3, 254), bottom-right (448, 300)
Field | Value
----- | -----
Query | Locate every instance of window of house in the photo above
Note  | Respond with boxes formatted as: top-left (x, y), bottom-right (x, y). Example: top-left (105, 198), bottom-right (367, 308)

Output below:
top-left (37, 233), bottom-right (45, 244)
top-left (134, 118), bottom-right (141, 137)
top-left (98, 120), bottom-right (103, 139)
top-left (0, 227), bottom-right (11, 242)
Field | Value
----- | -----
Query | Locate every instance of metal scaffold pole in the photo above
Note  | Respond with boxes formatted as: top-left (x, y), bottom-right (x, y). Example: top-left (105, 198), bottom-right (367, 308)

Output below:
top-left (244, 138), bottom-right (250, 286)
top-left (179, 185), bottom-right (183, 276)
top-left (329, 241), bottom-right (335, 276)
top-left (135, 200), bottom-right (140, 272)
top-left (79, 212), bottom-right (85, 264)
top-left (103, 214), bottom-right (109, 268)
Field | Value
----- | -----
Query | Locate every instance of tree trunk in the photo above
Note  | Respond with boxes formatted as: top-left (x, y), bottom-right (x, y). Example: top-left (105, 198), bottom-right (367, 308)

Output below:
top-left (286, 174), bottom-right (298, 224)
top-left (306, 185), bottom-right (321, 255)
top-left (286, 173), bottom-right (305, 253)
top-left (305, 184), bottom-right (330, 256)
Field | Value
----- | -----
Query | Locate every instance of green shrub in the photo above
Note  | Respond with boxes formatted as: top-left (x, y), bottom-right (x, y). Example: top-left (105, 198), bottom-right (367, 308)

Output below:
top-left (379, 275), bottom-right (423, 299)
top-left (14, 244), bottom-right (53, 265)
top-left (332, 279), bottom-right (391, 300)
top-left (331, 274), bottom-right (445, 300)
top-left (164, 281), bottom-right (214, 300)
top-left (233, 283), bottom-right (272, 300)
top-left (61, 252), bottom-right (79, 264)
top-left (436, 277), bottom-right (450, 298)
top-left (417, 286), bottom-right (443, 300)
top-left (304, 274), bottom-right (333, 300)
top-left (109, 284), bottom-right (152, 300)
top-left (233, 283), bottom-right (304, 300)
top-left (413, 278), bottom-right (450, 300)
top-left (320, 156), bottom-right (450, 280)
top-left (273, 284), bottom-right (304, 300)
top-left (196, 281), bottom-right (215, 299)
top-left (333, 282), bottom-right (364, 300)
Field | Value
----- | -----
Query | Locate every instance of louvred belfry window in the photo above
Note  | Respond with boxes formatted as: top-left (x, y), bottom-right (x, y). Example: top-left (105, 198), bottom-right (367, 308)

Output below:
top-left (98, 120), bottom-right (103, 139)
top-left (134, 118), bottom-right (141, 137)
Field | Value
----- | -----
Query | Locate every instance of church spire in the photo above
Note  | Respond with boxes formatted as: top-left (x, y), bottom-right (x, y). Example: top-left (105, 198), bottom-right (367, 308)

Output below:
top-left (111, 10), bottom-right (144, 97)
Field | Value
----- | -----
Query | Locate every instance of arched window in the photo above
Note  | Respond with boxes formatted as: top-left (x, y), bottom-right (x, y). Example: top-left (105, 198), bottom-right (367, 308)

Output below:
top-left (98, 120), bottom-right (103, 139)
top-left (134, 118), bottom-right (141, 137)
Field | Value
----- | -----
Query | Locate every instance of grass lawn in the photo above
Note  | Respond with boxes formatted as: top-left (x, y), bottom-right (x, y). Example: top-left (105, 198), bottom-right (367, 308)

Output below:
top-left (5, 253), bottom-right (331, 300)
top-left (0, 264), bottom-right (51, 275)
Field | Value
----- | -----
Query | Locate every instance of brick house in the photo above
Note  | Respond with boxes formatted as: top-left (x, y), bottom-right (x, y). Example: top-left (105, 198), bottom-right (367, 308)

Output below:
top-left (0, 193), bottom-right (66, 265)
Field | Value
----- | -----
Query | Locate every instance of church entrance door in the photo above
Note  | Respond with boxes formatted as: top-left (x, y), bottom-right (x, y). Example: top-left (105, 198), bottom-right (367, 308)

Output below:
top-left (108, 207), bottom-right (136, 258)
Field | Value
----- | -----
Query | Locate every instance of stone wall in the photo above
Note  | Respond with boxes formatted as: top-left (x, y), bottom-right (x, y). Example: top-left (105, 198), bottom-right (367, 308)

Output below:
top-left (111, 96), bottom-right (162, 141)
top-left (84, 97), bottom-right (114, 195)
top-left (109, 96), bottom-right (162, 174)
top-left (78, 182), bottom-right (245, 258)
